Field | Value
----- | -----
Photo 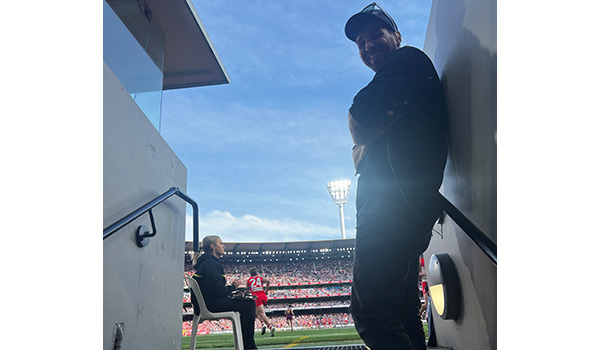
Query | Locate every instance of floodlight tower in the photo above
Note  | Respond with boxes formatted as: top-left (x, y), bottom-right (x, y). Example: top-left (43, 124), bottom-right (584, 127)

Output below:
top-left (327, 179), bottom-right (352, 239)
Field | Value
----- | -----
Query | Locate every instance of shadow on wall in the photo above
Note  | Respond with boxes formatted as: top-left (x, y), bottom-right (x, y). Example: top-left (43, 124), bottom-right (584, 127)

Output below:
top-left (434, 0), bottom-right (497, 216)
top-left (430, 0), bottom-right (497, 349)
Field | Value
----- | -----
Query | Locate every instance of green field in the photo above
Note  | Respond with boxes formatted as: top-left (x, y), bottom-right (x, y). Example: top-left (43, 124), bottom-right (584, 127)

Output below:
top-left (183, 327), bottom-right (362, 349)
top-left (183, 324), bottom-right (429, 349)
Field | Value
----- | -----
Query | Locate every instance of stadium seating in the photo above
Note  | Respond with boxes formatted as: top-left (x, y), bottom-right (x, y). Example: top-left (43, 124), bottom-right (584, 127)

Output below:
top-left (184, 277), bottom-right (244, 350)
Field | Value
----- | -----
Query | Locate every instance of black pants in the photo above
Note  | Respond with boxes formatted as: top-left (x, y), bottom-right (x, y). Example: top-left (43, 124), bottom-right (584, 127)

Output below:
top-left (426, 295), bottom-right (437, 347)
top-left (205, 297), bottom-right (257, 349)
top-left (350, 218), bottom-right (431, 350)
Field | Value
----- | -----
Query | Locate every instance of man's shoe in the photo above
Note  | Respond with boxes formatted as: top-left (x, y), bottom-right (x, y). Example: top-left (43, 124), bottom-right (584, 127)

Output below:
top-left (270, 327), bottom-right (275, 337)
top-left (261, 325), bottom-right (266, 335)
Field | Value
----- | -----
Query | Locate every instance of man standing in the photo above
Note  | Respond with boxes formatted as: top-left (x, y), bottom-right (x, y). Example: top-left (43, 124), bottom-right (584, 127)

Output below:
top-left (285, 305), bottom-right (295, 331)
top-left (247, 268), bottom-right (275, 337)
top-left (344, 3), bottom-right (448, 350)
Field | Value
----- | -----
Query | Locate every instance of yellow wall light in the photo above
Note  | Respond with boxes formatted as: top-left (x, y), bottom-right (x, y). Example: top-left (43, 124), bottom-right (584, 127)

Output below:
top-left (428, 253), bottom-right (461, 320)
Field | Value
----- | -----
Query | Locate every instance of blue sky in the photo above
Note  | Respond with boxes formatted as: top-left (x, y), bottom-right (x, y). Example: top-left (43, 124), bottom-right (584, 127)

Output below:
top-left (159, 0), bottom-right (433, 243)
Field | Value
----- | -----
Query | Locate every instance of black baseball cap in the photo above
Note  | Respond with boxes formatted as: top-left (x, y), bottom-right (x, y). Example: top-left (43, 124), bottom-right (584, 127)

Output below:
top-left (345, 2), bottom-right (398, 42)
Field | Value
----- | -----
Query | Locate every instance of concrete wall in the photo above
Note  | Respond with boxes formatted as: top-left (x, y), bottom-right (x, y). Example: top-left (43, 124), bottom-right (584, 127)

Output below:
top-left (103, 62), bottom-right (187, 350)
top-left (423, 0), bottom-right (497, 349)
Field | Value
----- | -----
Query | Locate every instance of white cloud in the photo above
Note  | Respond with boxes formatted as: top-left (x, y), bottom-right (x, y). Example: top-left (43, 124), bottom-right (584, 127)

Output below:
top-left (185, 210), bottom-right (347, 243)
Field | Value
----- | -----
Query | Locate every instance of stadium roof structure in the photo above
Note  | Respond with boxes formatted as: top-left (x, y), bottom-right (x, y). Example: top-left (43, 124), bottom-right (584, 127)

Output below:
top-left (185, 238), bottom-right (356, 259)
top-left (106, 0), bottom-right (230, 90)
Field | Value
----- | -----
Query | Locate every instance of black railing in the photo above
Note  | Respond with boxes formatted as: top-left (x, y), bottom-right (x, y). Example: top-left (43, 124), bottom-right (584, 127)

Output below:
top-left (103, 187), bottom-right (199, 251)
top-left (436, 192), bottom-right (497, 265)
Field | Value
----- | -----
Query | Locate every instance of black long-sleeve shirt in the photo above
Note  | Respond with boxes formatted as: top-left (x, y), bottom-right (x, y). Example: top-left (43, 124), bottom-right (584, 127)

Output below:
top-left (192, 254), bottom-right (235, 303)
top-left (349, 46), bottom-right (448, 227)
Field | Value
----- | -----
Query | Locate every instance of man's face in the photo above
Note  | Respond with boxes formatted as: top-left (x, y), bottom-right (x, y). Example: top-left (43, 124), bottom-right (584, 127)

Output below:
top-left (355, 23), bottom-right (401, 72)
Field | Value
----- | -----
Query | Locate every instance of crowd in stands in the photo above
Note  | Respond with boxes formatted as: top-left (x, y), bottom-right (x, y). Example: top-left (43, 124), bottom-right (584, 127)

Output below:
top-left (266, 300), bottom-right (349, 311)
top-left (182, 312), bottom-right (354, 336)
top-left (185, 259), bottom-right (354, 285)
top-left (184, 300), bottom-right (349, 315)
top-left (267, 286), bottom-right (351, 298)
top-left (280, 313), bottom-right (354, 329)
top-left (223, 259), bottom-right (353, 285)
top-left (182, 318), bottom-right (235, 336)
top-left (183, 268), bottom-right (351, 302)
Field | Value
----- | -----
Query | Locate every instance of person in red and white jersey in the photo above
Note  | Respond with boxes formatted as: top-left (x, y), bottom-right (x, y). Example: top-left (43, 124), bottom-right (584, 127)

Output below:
top-left (247, 268), bottom-right (275, 337)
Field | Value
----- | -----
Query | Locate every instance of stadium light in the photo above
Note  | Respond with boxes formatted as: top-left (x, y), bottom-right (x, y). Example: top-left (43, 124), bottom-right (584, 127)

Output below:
top-left (327, 179), bottom-right (351, 239)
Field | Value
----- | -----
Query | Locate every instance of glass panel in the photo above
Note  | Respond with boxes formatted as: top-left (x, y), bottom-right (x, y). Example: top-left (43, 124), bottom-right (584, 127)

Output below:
top-left (103, 0), bottom-right (164, 131)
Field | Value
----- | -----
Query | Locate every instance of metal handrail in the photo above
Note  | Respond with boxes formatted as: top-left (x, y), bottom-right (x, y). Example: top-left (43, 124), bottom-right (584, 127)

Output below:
top-left (103, 187), bottom-right (200, 251)
top-left (436, 192), bottom-right (497, 265)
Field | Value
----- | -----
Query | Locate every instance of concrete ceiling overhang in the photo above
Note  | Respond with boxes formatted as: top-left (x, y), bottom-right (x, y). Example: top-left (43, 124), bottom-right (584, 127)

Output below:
top-left (112, 0), bottom-right (230, 90)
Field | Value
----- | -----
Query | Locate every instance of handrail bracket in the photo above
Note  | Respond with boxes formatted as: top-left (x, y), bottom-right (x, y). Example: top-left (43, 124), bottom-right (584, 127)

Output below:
top-left (136, 209), bottom-right (158, 247)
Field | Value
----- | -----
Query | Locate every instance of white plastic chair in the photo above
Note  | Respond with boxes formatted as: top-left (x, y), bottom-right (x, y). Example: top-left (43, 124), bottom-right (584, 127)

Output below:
top-left (184, 277), bottom-right (244, 350)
